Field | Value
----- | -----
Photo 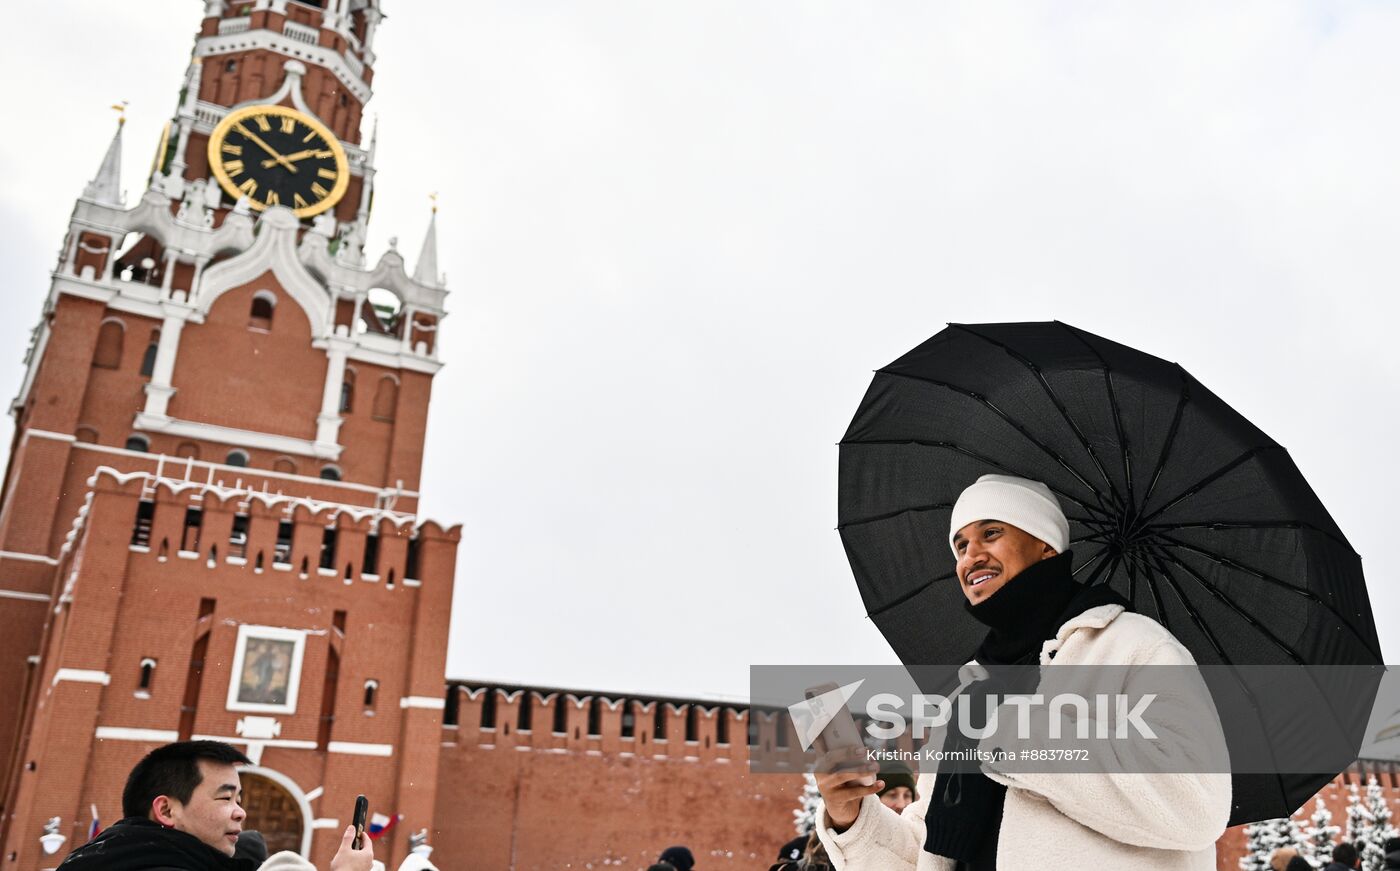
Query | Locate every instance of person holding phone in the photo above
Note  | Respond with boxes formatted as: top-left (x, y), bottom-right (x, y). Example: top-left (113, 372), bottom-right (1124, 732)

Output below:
top-left (813, 475), bottom-right (1230, 871)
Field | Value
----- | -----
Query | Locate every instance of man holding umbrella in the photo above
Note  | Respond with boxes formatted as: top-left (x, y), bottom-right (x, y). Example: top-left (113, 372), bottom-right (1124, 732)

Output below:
top-left (814, 473), bottom-right (1232, 870)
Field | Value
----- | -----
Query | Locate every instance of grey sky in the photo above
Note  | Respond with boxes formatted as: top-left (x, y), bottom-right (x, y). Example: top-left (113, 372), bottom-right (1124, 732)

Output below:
top-left (2, 1), bottom-right (1396, 700)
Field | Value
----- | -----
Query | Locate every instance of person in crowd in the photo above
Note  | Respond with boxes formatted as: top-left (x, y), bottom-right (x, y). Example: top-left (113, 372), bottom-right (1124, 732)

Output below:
top-left (1382, 836), bottom-right (1400, 871)
top-left (876, 763), bottom-right (917, 816)
top-left (56, 740), bottom-right (373, 871)
top-left (658, 846), bottom-right (694, 871)
top-left (1325, 842), bottom-right (1361, 870)
top-left (813, 474), bottom-right (1231, 870)
top-left (777, 837), bottom-right (808, 864)
top-left (1269, 847), bottom-right (1299, 871)
top-left (645, 865), bottom-right (676, 871)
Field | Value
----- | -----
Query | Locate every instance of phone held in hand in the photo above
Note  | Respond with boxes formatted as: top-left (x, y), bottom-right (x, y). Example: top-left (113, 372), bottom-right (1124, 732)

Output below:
top-left (804, 683), bottom-right (865, 769)
top-left (351, 795), bottom-right (369, 849)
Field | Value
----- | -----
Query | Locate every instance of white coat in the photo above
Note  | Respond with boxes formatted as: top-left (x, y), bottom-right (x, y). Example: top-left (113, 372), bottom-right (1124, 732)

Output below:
top-left (815, 603), bottom-right (1232, 871)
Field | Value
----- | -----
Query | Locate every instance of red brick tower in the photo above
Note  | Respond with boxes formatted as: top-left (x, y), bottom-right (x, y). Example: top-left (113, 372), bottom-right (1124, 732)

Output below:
top-left (0, 2), bottom-right (459, 868)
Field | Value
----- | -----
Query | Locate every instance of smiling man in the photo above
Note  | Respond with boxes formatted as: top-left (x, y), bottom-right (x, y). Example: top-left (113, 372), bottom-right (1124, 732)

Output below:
top-left (814, 474), bottom-right (1231, 871)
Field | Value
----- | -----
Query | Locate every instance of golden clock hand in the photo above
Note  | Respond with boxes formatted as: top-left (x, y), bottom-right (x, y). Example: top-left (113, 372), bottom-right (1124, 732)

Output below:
top-left (260, 148), bottom-right (334, 168)
top-left (235, 123), bottom-right (298, 173)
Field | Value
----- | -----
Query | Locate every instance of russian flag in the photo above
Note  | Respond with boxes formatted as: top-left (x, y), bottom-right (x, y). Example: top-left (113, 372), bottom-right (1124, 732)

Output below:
top-left (367, 813), bottom-right (401, 841)
top-left (87, 805), bottom-right (101, 841)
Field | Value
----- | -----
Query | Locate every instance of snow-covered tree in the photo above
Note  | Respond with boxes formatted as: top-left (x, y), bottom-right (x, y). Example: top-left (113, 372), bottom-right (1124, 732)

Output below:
top-left (1357, 776), bottom-right (1398, 871)
top-left (1242, 818), bottom-right (1296, 871)
top-left (1303, 797), bottom-right (1341, 867)
top-left (1239, 820), bottom-right (1274, 871)
top-left (793, 773), bottom-right (822, 837)
top-left (1347, 782), bottom-right (1374, 847)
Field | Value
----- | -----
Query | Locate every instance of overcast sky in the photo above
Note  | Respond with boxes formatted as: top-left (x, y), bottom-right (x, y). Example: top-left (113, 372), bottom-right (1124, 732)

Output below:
top-left (2, 1), bottom-right (1397, 700)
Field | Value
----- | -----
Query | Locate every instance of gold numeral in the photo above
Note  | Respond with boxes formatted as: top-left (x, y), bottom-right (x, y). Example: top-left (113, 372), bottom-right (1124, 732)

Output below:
top-left (302, 130), bottom-right (317, 143)
top-left (220, 143), bottom-right (242, 156)
top-left (317, 167), bottom-right (338, 180)
top-left (310, 182), bottom-right (330, 199)
top-left (293, 193), bottom-right (309, 209)
top-left (280, 116), bottom-right (296, 134)
top-left (266, 190), bottom-right (280, 206)
top-left (238, 178), bottom-right (258, 196)
top-left (224, 160), bottom-right (245, 176)
top-left (253, 114), bottom-right (272, 132)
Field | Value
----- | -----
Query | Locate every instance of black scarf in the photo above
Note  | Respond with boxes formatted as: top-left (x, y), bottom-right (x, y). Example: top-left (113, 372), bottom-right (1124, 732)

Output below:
top-left (56, 817), bottom-right (249, 871)
top-left (922, 552), bottom-right (1130, 869)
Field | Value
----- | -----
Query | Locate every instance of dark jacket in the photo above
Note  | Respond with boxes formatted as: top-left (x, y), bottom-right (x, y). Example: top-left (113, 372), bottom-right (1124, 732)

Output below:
top-left (56, 817), bottom-right (242, 871)
top-left (1382, 850), bottom-right (1400, 871)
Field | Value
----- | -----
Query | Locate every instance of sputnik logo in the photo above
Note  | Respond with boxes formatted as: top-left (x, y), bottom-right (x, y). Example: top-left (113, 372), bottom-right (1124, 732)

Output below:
top-left (788, 679), bottom-right (865, 752)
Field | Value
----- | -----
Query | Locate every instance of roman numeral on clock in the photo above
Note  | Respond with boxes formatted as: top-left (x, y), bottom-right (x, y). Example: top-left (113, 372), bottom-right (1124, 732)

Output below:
top-left (238, 178), bottom-right (258, 196)
top-left (224, 160), bottom-right (245, 176)
top-left (317, 168), bottom-right (338, 180)
top-left (280, 116), bottom-right (296, 134)
top-left (253, 114), bottom-right (272, 132)
top-left (294, 193), bottom-right (309, 209)
top-left (221, 143), bottom-right (242, 156)
top-left (266, 190), bottom-right (280, 206)
top-left (310, 183), bottom-right (330, 199)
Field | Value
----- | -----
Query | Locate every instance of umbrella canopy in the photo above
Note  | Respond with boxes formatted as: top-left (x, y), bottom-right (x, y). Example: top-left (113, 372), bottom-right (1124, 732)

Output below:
top-left (837, 321), bottom-right (1382, 824)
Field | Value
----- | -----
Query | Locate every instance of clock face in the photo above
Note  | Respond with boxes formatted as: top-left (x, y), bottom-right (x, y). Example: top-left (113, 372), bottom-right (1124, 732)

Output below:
top-left (207, 105), bottom-right (350, 219)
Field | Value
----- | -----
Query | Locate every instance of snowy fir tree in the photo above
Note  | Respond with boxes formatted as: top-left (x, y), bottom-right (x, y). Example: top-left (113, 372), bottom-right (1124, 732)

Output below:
top-left (1346, 782), bottom-right (1374, 848)
top-left (1304, 797), bottom-right (1341, 867)
top-left (1241, 818), bottom-right (1293, 871)
top-left (1358, 776), bottom-right (1398, 871)
top-left (1239, 820), bottom-right (1272, 871)
top-left (793, 773), bottom-right (822, 837)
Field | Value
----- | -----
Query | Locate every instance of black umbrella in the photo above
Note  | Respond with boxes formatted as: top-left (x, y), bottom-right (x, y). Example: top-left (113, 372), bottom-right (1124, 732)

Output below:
top-left (837, 321), bottom-right (1382, 825)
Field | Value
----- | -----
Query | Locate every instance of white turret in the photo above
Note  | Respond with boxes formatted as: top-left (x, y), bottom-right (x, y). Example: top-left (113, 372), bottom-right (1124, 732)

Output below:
top-left (82, 113), bottom-right (125, 206)
top-left (413, 198), bottom-right (441, 286)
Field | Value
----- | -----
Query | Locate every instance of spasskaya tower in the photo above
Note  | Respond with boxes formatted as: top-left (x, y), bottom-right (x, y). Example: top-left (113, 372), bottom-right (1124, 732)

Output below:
top-left (0, 2), bottom-right (459, 868)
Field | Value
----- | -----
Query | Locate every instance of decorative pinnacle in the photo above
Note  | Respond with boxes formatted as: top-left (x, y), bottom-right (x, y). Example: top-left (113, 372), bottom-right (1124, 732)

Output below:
top-left (430, 191), bottom-right (439, 214)
top-left (111, 100), bottom-right (128, 126)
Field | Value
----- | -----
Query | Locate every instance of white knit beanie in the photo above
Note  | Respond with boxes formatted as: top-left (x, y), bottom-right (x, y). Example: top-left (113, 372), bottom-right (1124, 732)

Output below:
top-left (947, 474), bottom-right (1069, 557)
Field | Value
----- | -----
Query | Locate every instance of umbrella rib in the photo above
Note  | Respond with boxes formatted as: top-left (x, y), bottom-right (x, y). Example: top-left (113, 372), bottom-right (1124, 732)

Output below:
top-left (1146, 545), bottom-right (1362, 775)
top-left (866, 570), bottom-right (957, 619)
top-left (1153, 533), bottom-right (1383, 663)
top-left (1145, 520), bottom-right (1354, 554)
top-left (950, 324), bottom-right (1123, 510)
top-left (1070, 546), bottom-right (1109, 580)
top-left (1058, 322), bottom-right (1137, 514)
top-left (1137, 366), bottom-right (1190, 513)
top-left (838, 501), bottom-right (952, 530)
top-left (1136, 548), bottom-right (1292, 810)
top-left (1136, 446), bottom-right (1279, 527)
top-left (874, 368), bottom-right (1112, 514)
top-left (839, 437), bottom-right (1109, 517)
top-left (1144, 545), bottom-right (1302, 663)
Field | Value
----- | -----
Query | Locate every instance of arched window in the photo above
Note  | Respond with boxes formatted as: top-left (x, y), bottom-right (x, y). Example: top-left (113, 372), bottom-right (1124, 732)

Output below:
top-left (75, 426), bottom-right (98, 444)
top-left (138, 657), bottom-right (157, 691)
top-left (125, 434), bottom-right (150, 453)
top-left (273, 456), bottom-right (297, 475)
top-left (176, 441), bottom-right (199, 459)
top-left (320, 465), bottom-right (342, 481)
top-left (140, 329), bottom-right (160, 377)
top-left (92, 319), bottom-right (125, 369)
top-left (249, 292), bottom-right (276, 330)
top-left (340, 368), bottom-right (355, 414)
top-left (363, 679), bottom-right (378, 709)
top-left (371, 376), bottom-right (398, 421)
top-left (226, 450), bottom-right (249, 468)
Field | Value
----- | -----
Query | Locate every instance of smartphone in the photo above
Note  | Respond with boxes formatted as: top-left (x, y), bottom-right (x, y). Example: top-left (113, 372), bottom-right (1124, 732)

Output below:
top-left (804, 683), bottom-right (864, 765)
top-left (351, 795), bottom-right (368, 849)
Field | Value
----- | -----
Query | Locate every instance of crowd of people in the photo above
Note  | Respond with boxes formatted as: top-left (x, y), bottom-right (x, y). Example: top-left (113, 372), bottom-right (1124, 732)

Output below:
top-left (1269, 839), bottom-right (1400, 871)
top-left (54, 741), bottom-right (435, 871)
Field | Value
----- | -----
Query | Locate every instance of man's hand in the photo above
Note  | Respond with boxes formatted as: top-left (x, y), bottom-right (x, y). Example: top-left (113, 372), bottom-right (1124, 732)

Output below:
top-left (329, 824), bottom-right (374, 871)
top-left (815, 746), bottom-right (883, 833)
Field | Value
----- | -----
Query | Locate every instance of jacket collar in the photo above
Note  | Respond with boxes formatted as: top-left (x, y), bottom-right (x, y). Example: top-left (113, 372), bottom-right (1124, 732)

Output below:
top-left (1040, 603), bottom-right (1126, 661)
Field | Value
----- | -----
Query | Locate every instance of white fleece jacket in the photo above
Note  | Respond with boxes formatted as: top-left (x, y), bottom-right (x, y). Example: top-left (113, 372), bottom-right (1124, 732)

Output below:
top-left (815, 603), bottom-right (1232, 871)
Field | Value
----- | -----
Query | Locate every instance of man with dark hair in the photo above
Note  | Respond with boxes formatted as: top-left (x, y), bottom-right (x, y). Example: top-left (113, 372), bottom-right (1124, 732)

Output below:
top-left (58, 740), bottom-right (373, 871)
top-left (1324, 842), bottom-right (1360, 870)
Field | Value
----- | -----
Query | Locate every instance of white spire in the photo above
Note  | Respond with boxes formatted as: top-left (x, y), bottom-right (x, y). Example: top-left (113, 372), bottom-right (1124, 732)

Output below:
top-left (413, 195), bottom-right (439, 285)
top-left (83, 106), bottom-right (126, 205)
